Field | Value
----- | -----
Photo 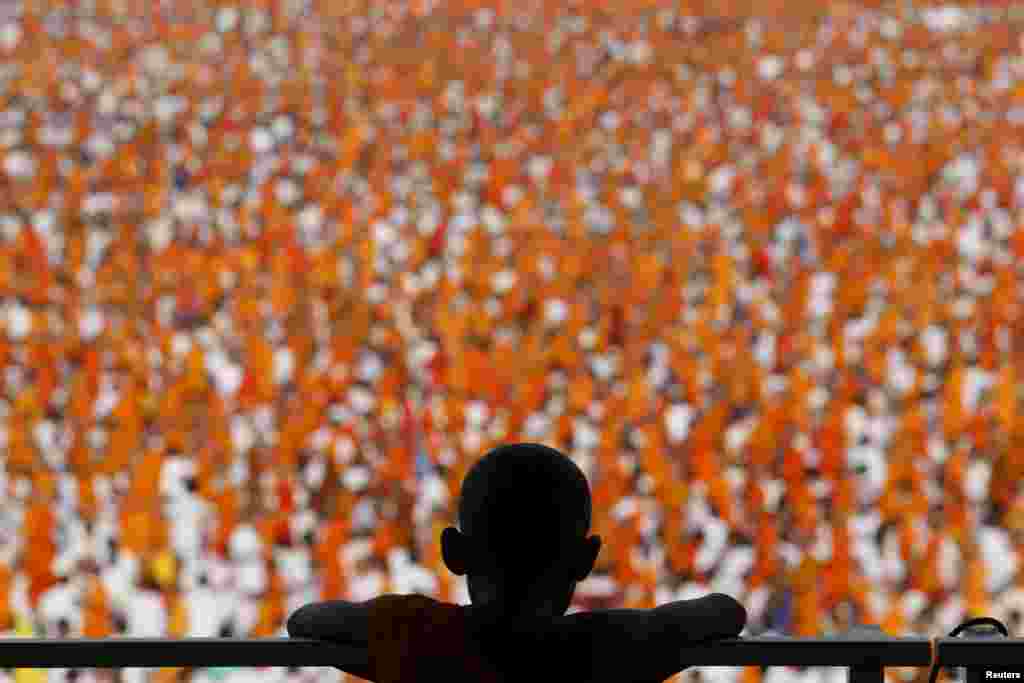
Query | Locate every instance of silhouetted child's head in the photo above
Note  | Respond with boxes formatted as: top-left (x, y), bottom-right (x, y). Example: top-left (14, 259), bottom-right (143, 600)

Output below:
top-left (441, 443), bottom-right (602, 618)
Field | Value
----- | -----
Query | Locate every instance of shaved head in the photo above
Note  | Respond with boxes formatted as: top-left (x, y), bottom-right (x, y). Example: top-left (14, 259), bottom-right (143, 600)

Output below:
top-left (457, 443), bottom-right (592, 574)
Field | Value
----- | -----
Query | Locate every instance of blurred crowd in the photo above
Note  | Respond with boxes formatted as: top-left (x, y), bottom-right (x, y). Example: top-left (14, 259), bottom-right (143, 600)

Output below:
top-left (0, 1), bottom-right (1023, 683)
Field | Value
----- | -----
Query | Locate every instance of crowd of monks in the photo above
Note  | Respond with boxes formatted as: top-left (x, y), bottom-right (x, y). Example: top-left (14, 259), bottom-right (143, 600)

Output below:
top-left (0, 2), bottom-right (1023, 683)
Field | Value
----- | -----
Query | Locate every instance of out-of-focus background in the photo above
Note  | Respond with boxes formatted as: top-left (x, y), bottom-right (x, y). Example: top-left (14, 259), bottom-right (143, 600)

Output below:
top-left (0, 1), bottom-right (1022, 682)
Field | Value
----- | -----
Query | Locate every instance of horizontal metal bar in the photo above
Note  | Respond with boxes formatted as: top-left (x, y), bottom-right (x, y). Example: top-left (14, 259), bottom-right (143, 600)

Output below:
top-left (0, 637), bottom-right (935, 669)
top-left (937, 638), bottom-right (1024, 668)
top-left (0, 639), bottom-right (362, 669)
top-left (673, 638), bottom-right (931, 666)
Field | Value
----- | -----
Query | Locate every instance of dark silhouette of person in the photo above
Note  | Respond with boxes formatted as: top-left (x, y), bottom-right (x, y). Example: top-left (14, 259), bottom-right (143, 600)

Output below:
top-left (287, 442), bottom-right (747, 682)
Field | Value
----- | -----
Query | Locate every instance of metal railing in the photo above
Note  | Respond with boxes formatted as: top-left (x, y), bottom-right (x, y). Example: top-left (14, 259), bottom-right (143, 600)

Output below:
top-left (0, 636), bottom-right (1020, 682)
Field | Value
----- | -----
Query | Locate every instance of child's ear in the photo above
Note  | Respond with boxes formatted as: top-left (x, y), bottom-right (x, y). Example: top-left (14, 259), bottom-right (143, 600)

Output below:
top-left (573, 535), bottom-right (602, 583)
top-left (440, 526), bottom-right (470, 576)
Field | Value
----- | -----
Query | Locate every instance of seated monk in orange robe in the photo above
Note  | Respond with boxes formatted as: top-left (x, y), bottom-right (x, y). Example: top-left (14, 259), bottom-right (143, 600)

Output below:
top-left (288, 443), bottom-right (747, 683)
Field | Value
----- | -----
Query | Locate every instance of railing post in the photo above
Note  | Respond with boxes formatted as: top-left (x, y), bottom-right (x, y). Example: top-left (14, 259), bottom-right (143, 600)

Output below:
top-left (849, 664), bottom-right (885, 683)
top-left (839, 624), bottom-right (889, 683)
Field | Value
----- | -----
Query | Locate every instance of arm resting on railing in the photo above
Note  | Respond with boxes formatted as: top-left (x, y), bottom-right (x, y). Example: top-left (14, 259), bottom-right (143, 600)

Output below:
top-left (286, 601), bottom-right (373, 678)
top-left (556, 592), bottom-right (749, 682)
top-left (287, 600), bottom-right (372, 647)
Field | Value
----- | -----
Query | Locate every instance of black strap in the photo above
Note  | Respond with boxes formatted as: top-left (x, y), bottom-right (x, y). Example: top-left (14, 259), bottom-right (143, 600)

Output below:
top-left (947, 617), bottom-right (1009, 638)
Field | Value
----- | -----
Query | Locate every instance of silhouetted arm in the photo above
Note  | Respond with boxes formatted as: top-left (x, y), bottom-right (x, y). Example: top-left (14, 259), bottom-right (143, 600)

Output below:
top-left (286, 600), bottom-right (373, 679)
top-left (559, 592), bottom-right (748, 683)
top-left (287, 600), bottom-right (373, 645)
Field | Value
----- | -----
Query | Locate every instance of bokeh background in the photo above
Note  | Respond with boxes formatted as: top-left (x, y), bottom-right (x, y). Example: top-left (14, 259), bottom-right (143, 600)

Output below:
top-left (0, 1), bottom-right (1022, 682)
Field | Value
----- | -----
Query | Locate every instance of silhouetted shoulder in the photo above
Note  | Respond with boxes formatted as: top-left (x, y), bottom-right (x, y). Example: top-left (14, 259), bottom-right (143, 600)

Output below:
top-left (369, 594), bottom-right (600, 683)
top-left (367, 594), bottom-right (504, 683)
